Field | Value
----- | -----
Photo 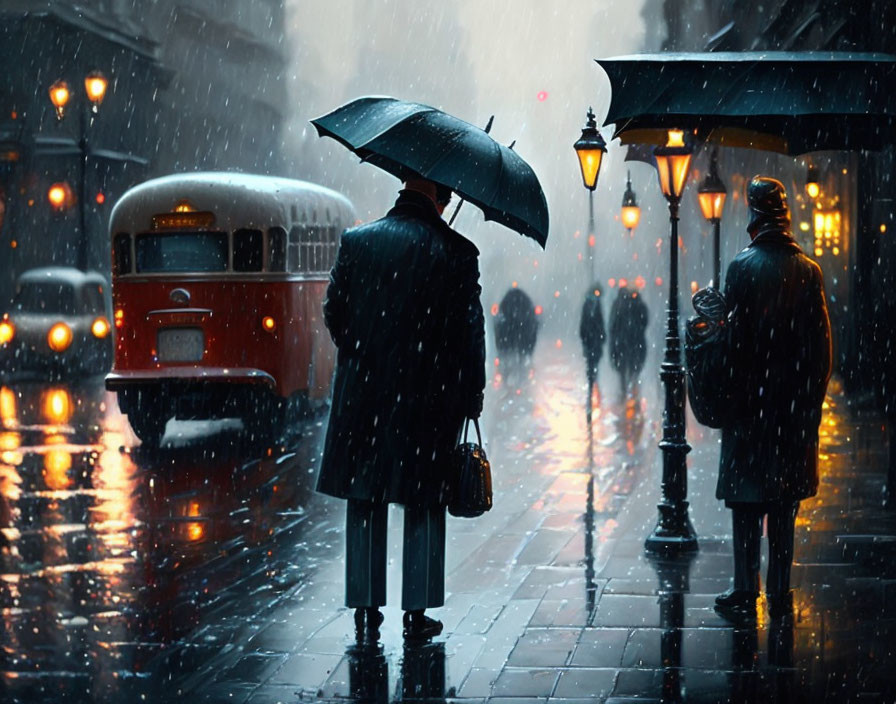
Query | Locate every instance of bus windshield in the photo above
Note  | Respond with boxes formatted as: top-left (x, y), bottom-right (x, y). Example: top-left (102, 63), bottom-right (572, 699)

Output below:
top-left (136, 232), bottom-right (228, 273)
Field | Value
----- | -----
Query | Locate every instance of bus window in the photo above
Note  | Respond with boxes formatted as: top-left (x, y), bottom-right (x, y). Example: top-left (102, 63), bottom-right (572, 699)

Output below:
top-left (268, 227), bottom-right (287, 272)
top-left (288, 227), bottom-right (302, 272)
top-left (113, 233), bottom-right (132, 275)
top-left (136, 232), bottom-right (228, 273)
top-left (327, 225), bottom-right (338, 269)
top-left (233, 228), bottom-right (263, 272)
top-left (300, 225), bottom-right (314, 273)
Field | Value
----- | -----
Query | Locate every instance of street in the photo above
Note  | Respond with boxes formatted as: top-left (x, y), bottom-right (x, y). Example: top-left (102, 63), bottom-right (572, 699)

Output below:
top-left (2, 336), bottom-right (895, 703)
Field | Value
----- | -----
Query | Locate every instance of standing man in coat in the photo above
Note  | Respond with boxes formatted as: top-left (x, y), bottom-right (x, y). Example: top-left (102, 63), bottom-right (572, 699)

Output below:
top-left (714, 176), bottom-right (831, 623)
top-left (579, 283), bottom-right (606, 394)
top-left (317, 176), bottom-right (486, 643)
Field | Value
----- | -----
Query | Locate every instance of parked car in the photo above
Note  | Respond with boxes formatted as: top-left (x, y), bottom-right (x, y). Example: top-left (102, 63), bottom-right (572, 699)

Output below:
top-left (0, 267), bottom-right (113, 379)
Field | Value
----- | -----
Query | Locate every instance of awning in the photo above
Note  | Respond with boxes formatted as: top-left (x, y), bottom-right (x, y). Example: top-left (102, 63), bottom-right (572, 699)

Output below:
top-left (596, 52), bottom-right (896, 155)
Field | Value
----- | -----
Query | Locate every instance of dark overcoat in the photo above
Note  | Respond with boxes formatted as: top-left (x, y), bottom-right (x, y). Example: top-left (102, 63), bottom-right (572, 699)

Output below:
top-left (316, 190), bottom-right (486, 507)
top-left (609, 289), bottom-right (648, 377)
top-left (579, 292), bottom-right (606, 369)
top-left (717, 230), bottom-right (832, 504)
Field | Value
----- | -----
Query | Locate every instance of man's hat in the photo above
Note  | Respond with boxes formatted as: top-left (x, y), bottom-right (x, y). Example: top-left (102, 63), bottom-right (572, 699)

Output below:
top-left (747, 176), bottom-right (790, 235)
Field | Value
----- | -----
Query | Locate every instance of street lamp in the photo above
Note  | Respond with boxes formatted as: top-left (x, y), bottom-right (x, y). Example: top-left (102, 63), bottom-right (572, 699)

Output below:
top-left (805, 164), bottom-right (820, 199)
top-left (645, 128), bottom-right (698, 555)
top-left (574, 107), bottom-right (607, 279)
top-left (47, 71), bottom-right (108, 271)
top-left (620, 171), bottom-right (640, 236)
top-left (696, 149), bottom-right (727, 289)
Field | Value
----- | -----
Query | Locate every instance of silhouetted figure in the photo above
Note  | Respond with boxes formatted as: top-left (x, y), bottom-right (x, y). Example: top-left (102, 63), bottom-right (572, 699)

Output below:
top-left (579, 283), bottom-right (606, 390)
top-left (713, 177), bottom-right (831, 624)
top-left (318, 179), bottom-right (486, 643)
top-left (609, 286), bottom-right (649, 400)
top-left (494, 287), bottom-right (538, 359)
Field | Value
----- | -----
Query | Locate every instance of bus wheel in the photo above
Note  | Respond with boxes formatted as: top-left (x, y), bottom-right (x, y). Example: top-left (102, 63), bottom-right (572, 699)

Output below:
top-left (118, 390), bottom-right (168, 449)
top-left (129, 412), bottom-right (169, 449)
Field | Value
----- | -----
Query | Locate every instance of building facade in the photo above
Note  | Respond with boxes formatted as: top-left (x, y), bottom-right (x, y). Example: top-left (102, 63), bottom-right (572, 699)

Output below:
top-left (0, 0), bottom-right (288, 302)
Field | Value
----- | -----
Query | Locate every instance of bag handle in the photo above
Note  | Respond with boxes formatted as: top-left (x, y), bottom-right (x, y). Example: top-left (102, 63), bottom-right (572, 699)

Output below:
top-left (462, 417), bottom-right (483, 446)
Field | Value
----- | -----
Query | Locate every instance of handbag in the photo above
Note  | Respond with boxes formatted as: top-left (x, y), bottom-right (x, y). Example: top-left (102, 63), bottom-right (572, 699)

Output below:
top-left (685, 287), bottom-right (734, 429)
top-left (447, 418), bottom-right (492, 518)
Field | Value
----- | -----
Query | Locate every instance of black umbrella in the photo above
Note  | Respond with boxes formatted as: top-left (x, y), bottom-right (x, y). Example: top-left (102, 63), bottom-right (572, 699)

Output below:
top-left (597, 52), bottom-right (896, 155)
top-left (311, 96), bottom-right (549, 247)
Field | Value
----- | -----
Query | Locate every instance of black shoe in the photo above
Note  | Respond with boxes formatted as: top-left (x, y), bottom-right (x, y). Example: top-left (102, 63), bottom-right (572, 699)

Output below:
top-left (354, 608), bottom-right (384, 643)
top-left (402, 610), bottom-right (443, 641)
top-left (714, 589), bottom-right (758, 623)
top-left (767, 590), bottom-right (794, 622)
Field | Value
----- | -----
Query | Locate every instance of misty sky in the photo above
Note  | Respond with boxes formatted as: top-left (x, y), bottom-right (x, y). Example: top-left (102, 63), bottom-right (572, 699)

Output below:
top-left (282, 0), bottom-right (717, 344)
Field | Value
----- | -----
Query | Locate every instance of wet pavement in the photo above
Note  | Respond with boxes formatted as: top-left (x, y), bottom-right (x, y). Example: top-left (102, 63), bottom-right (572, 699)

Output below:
top-left (2, 342), bottom-right (896, 703)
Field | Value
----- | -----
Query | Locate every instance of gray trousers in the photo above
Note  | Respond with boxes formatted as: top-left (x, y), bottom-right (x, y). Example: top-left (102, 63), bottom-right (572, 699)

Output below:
top-left (345, 499), bottom-right (446, 611)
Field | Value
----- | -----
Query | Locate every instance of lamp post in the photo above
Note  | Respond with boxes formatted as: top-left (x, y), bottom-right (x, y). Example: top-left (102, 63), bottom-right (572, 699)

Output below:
top-left (574, 107), bottom-right (607, 280)
top-left (696, 149), bottom-right (727, 289)
top-left (645, 128), bottom-right (698, 555)
top-left (621, 171), bottom-right (640, 236)
top-left (48, 72), bottom-right (109, 272)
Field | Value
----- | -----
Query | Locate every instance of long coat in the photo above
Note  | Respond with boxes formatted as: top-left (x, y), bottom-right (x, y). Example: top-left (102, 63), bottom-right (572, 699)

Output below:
top-left (717, 230), bottom-right (832, 504)
top-left (579, 291), bottom-right (606, 380)
top-left (316, 190), bottom-right (486, 507)
top-left (609, 288), bottom-right (648, 378)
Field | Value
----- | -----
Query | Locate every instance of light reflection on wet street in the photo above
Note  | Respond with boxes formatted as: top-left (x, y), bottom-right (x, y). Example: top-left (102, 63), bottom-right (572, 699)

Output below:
top-left (0, 378), bottom-right (334, 702)
top-left (2, 344), bottom-right (894, 703)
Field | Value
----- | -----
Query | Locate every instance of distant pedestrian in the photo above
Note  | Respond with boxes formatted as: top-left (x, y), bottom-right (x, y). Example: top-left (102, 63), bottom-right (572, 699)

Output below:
top-left (317, 177), bottom-right (486, 643)
top-left (579, 283), bottom-right (606, 390)
top-left (713, 176), bottom-right (831, 623)
top-left (494, 287), bottom-right (538, 360)
top-left (609, 286), bottom-right (649, 400)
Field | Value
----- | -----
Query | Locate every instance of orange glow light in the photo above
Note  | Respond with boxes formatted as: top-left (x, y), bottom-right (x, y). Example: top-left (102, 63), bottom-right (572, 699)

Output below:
top-left (534, 305), bottom-right (543, 315)
top-left (48, 183), bottom-right (70, 210)
top-left (43, 388), bottom-right (73, 425)
top-left (48, 80), bottom-right (70, 118)
top-left (0, 320), bottom-right (14, 345)
top-left (262, 316), bottom-right (276, 332)
top-left (490, 303), bottom-right (499, 316)
top-left (114, 308), bottom-right (124, 328)
top-left (0, 386), bottom-right (16, 427)
top-left (91, 317), bottom-right (110, 338)
top-left (84, 71), bottom-right (108, 107)
top-left (47, 322), bottom-right (73, 352)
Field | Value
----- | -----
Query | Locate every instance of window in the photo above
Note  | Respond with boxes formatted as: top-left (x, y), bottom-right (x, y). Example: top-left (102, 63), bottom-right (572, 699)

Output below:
top-left (113, 233), bottom-right (132, 274)
top-left (268, 227), bottom-right (287, 272)
top-left (13, 283), bottom-right (77, 315)
top-left (233, 229), bottom-right (263, 272)
top-left (136, 232), bottom-right (228, 273)
top-left (82, 285), bottom-right (105, 314)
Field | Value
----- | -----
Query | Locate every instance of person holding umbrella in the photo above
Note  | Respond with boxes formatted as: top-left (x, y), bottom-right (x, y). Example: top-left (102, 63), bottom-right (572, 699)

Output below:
top-left (311, 97), bottom-right (548, 643)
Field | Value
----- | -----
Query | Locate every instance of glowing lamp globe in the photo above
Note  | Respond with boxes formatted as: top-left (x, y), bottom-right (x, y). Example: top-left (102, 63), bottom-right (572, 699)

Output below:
top-left (573, 107), bottom-right (607, 191)
top-left (654, 129), bottom-right (692, 200)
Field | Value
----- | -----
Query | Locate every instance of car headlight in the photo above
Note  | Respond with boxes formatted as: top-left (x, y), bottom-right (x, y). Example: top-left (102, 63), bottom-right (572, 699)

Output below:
top-left (91, 317), bottom-right (111, 338)
top-left (0, 320), bottom-right (14, 345)
top-left (47, 322), bottom-right (73, 352)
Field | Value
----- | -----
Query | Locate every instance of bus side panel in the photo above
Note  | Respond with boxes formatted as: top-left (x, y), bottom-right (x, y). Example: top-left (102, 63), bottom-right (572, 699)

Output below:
top-left (302, 280), bottom-right (335, 401)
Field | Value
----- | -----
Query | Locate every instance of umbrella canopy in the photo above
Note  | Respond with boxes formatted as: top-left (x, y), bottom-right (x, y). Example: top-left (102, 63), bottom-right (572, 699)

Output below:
top-left (597, 52), bottom-right (896, 155)
top-left (311, 96), bottom-right (549, 247)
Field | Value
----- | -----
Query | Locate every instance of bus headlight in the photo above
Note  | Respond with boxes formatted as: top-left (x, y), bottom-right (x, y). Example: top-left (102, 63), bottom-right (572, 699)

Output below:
top-left (0, 320), bottom-right (14, 345)
top-left (91, 317), bottom-right (111, 338)
top-left (114, 308), bottom-right (124, 328)
top-left (262, 316), bottom-right (276, 332)
top-left (47, 322), bottom-right (73, 352)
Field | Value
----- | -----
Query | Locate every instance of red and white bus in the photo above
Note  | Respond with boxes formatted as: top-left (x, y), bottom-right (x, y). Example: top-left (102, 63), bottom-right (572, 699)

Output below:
top-left (105, 172), bottom-right (356, 445)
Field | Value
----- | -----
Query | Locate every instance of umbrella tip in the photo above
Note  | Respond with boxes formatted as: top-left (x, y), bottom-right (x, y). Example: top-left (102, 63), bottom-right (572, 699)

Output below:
top-left (484, 115), bottom-right (495, 134)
